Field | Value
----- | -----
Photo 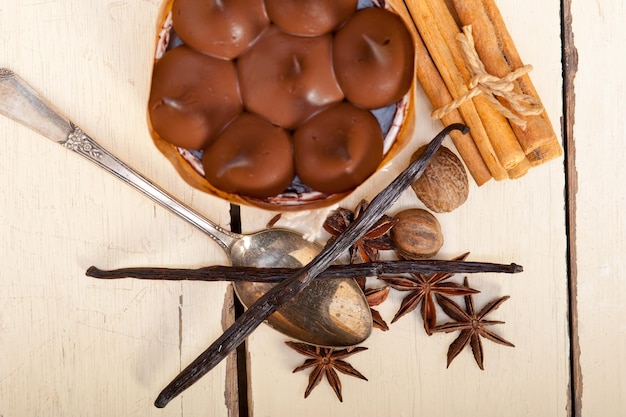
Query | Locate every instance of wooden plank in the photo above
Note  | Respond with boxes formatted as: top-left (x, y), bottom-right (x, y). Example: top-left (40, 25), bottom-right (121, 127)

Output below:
top-left (239, 1), bottom-right (569, 415)
top-left (0, 1), bottom-right (233, 415)
top-left (570, 1), bottom-right (626, 416)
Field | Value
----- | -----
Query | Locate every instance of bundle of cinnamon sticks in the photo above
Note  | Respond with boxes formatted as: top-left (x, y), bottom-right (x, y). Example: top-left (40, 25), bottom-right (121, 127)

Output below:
top-left (399, 0), bottom-right (562, 185)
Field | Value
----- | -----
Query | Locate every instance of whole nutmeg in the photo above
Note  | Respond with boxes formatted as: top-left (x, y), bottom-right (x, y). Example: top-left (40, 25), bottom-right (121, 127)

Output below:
top-left (410, 145), bottom-right (469, 213)
top-left (391, 208), bottom-right (443, 259)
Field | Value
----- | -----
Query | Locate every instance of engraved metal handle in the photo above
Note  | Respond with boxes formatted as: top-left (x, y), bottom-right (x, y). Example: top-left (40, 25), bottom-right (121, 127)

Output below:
top-left (0, 68), bottom-right (237, 252)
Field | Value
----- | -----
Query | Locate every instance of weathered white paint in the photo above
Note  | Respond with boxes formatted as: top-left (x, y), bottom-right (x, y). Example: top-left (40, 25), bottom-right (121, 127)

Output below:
top-left (572, 1), bottom-right (626, 416)
top-left (0, 1), bottom-right (232, 416)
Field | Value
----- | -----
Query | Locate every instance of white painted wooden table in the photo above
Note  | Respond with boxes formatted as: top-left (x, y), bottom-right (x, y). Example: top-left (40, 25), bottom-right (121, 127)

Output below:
top-left (0, 1), bottom-right (622, 416)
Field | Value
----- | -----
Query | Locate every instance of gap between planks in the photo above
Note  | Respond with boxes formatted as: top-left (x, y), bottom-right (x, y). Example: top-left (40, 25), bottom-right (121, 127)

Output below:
top-left (227, 203), bottom-right (251, 417)
top-left (561, 0), bottom-right (582, 416)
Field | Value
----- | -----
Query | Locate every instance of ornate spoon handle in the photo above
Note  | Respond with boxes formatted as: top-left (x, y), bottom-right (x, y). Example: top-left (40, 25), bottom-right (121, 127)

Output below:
top-left (0, 68), bottom-right (236, 250)
top-left (0, 68), bottom-right (73, 143)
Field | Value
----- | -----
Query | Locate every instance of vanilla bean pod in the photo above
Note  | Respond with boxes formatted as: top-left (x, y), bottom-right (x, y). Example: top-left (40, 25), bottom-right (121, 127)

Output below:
top-left (86, 259), bottom-right (522, 283)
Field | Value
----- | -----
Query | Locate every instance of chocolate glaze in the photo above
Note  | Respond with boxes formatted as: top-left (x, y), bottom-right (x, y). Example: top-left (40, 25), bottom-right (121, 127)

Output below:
top-left (172, 0), bottom-right (269, 60)
top-left (333, 7), bottom-right (414, 109)
top-left (202, 113), bottom-right (295, 198)
top-left (152, 3), bottom-right (415, 201)
top-left (293, 102), bottom-right (383, 194)
top-left (264, 0), bottom-right (357, 36)
top-left (149, 45), bottom-right (242, 150)
top-left (236, 25), bottom-right (344, 130)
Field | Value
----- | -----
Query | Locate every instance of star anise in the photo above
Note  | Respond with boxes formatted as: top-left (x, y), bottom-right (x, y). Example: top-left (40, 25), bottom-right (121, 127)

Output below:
top-left (431, 277), bottom-right (515, 370)
top-left (323, 199), bottom-right (397, 263)
top-left (285, 341), bottom-right (368, 402)
top-left (380, 253), bottom-right (478, 334)
top-left (356, 277), bottom-right (390, 331)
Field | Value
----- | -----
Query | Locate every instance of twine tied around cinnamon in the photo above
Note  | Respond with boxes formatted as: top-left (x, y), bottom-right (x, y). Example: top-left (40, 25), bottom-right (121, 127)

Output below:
top-left (431, 25), bottom-right (544, 129)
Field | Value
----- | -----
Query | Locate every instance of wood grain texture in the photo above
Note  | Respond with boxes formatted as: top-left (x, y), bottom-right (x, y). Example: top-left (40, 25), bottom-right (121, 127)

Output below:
top-left (7, 0), bottom-right (626, 416)
top-left (0, 1), bottom-right (233, 415)
top-left (570, 1), bottom-right (626, 416)
top-left (240, 2), bottom-right (568, 415)
top-left (562, 0), bottom-right (581, 415)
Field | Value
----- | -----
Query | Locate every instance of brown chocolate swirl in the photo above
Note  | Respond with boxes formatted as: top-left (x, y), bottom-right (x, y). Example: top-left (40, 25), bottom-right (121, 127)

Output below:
top-left (149, 45), bottom-right (242, 150)
top-left (264, 0), bottom-right (357, 36)
top-left (293, 102), bottom-right (384, 194)
top-left (202, 113), bottom-right (295, 198)
top-left (333, 7), bottom-right (415, 109)
top-left (237, 26), bottom-right (344, 130)
top-left (172, 0), bottom-right (270, 60)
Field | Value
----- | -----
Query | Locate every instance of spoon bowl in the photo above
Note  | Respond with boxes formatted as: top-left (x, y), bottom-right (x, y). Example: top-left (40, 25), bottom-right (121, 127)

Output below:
top-left (0, 68), bottom-right (372, 347)
top-left (230, 228), bottom-right (371, 346)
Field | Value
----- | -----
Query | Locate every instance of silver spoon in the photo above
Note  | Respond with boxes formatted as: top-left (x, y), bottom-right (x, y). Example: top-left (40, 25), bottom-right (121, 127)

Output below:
top-left (0, 68), bottom-right (372, 347)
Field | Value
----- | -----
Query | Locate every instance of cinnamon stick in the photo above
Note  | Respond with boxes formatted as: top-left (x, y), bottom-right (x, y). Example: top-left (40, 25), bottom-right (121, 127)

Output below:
top-left (405, 0), bottom-right (508, 180)
top-left (426, 0), bottom-right (526, 171)
top-left (526, 140), bottom-right (564, 166)
top-left (506, 157), bottom-right (532, 179)
top-left (86, 259), bottom-right (523, 282)
top-left (450, 0), bottom-right (561, 160)
top-left (404, 12), bottom-right (492, 185)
